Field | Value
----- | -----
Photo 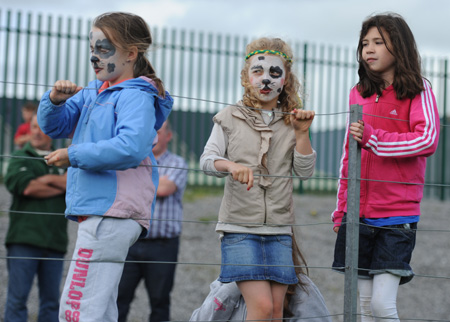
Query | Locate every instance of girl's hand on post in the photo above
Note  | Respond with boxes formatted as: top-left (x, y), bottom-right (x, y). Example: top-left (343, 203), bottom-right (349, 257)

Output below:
top-left (291, 109), bottom-right (315, 133)
top-left (228, 162), bottom-right (254, 191)
top-left (45, 148), bottom-right (71, 168)
top-left (349, 120), bottom-right (364, 142)
top-left (49, 80), bottom-right (83, 105)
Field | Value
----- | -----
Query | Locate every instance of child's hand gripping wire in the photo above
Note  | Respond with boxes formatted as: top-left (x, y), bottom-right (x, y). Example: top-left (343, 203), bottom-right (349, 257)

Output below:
top-left (49, 80), bottom-right (83, 105)
top-left (290, 109), bottom-right (315, 133)
top-left (214, 160), bottom-right (254, 191)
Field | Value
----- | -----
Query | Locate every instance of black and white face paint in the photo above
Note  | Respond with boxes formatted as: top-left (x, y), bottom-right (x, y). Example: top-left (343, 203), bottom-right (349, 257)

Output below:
top-left (89, 27), bottom-right (129, 85)
top-left (248, 54), bottom-right (286, 104)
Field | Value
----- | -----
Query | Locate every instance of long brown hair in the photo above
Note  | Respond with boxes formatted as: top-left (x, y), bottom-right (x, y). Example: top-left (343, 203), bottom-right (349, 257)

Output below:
top-left (241, 37), bottom-right (302, 124)
top-left (93, 12), bottom-right (166, 97)
top-left (356, 13), bottom-right (424, 100)
top-left (283, 232), bottom-right (309, 318)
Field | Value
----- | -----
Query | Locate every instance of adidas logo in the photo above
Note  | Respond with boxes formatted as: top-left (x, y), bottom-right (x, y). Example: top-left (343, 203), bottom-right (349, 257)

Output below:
top-left (390, 109), bottom-right (398, 115)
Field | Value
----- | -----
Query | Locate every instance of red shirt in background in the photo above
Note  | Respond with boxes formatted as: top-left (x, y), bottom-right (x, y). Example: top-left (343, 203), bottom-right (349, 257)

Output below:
top-left (14, 122), bottom-right (31, 139)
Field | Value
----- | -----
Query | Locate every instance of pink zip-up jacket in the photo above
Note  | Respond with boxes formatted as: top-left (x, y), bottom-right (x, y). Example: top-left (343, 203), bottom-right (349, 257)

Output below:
top-left (332, 80), bottom-right (440, 228)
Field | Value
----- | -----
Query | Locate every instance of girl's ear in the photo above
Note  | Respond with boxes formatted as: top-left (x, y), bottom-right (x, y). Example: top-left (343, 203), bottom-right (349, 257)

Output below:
top-left (127, 46), bottom-right (138, 62)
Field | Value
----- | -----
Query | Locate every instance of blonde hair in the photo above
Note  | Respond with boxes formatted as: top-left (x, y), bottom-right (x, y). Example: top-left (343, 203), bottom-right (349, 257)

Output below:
top-left (241, 37), bottom-right (302, 124)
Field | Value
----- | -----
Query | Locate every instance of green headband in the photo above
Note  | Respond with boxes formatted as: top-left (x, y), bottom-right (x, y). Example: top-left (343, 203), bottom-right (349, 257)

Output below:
top-left (245, 49), bottom-right (292, 62)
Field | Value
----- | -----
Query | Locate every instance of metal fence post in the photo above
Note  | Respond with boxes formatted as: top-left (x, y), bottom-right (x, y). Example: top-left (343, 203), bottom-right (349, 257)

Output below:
top-left (440, 59), bottom-right (448, 201)
top-left (344, 104), bottom-right (362, 322)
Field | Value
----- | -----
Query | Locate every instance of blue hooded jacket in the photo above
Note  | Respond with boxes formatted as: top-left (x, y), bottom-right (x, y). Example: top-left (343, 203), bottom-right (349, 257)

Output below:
top-left (38, 77), bottom-right (173, 230)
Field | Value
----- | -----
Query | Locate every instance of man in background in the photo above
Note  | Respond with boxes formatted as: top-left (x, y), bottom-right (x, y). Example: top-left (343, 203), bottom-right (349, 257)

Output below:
top-left (117, 120), bottom-right (188, 322)
top-left (4, 114), bottom-right (68, 322)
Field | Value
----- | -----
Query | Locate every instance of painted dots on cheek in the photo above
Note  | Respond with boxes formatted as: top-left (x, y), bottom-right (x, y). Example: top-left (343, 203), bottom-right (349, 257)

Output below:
top-left (277, 78), bottom-right (285, 93)
top-left (107, 63), bottom-right (116, 73)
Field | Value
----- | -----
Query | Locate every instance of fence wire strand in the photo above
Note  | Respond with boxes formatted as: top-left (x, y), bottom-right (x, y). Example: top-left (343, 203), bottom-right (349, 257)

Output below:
top-left (1, 79), bottom-right (449, 123)
top-left (2, 208), bottom-right (450, 235)
top-left (1, 154), bottom-right (450, 189)
top-left (0, 80), bottom-right (351, 117)
top-left (1, 78), bottom-right (450, 125)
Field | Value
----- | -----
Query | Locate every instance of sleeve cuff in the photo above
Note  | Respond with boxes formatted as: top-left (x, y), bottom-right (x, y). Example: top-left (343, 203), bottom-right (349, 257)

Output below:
top-left (294, 149), bottom-right (316, 159)
top-left (201, 157), bottom-right (229, 178)
top-left (361, 123), bottom-right (373, 147)
top-left (68, 145), bottom-right (78, 168)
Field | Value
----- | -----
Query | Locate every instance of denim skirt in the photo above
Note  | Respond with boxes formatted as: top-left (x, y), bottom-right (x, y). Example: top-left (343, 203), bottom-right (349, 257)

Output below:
top-left (219, 233), bottom-right (298, 285)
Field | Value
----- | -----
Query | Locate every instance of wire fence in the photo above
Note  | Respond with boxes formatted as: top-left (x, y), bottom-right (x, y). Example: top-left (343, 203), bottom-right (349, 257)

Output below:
top-left (0, 8), bottom-right (449, 322)
top-left (1, 8), bottom-right (449, 198)
top-left (0, 163), bottom-right (449, 321)
top-left (0, 95), bottom-right (449, 321)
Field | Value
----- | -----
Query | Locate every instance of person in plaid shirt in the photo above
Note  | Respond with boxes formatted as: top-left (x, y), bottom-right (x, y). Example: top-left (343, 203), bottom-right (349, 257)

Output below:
top-left (117, 120), bottom-right (188, 322)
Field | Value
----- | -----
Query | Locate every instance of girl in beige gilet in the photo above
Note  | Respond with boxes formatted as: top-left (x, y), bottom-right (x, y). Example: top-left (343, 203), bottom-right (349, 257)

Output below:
top-left (200, 37), bottom-right (316, 322)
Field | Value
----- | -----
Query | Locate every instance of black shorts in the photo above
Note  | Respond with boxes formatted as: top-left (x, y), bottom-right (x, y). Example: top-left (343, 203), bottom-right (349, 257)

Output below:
top-left (332, 214), bottom-right (417, 285)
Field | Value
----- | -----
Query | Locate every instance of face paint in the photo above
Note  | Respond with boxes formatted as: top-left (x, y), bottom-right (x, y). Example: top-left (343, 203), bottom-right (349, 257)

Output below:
top-left (247, 54), bottom-right (286, 107)
top-left (89, 27), bottom-right (132, 86)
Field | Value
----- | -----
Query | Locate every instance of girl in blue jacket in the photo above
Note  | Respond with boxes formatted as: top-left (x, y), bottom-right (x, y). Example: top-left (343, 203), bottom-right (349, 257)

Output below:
top-left (37, 12), bottom-right (173, 322)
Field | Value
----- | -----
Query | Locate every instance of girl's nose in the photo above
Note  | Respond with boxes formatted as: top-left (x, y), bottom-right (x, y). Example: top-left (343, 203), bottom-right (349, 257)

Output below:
top-left (365, 43), bottom-right (374, 53)
top-left (262, 79), bottom-right (271, 85)
top-left (90, 56), bottom-right (100, 63)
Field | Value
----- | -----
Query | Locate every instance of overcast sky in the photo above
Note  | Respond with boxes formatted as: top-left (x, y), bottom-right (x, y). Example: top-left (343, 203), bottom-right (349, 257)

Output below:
top-left (4, 0), bottom-right (450, 57)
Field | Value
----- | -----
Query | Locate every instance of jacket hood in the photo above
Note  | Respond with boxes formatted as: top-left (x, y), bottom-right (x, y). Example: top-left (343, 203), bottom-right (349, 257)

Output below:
top-left (138, 76), bottom-right (173, 131)
top-left (91, 77), bottom-right (173, 131)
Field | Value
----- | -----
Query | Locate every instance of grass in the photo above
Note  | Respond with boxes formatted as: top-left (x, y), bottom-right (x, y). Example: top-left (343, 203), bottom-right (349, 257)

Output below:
top-left (197, 215), bottom-right (218, 223)
top-left (183, 184), bottom-right (337, 203)
top-left (183, 185), bottom-right (224, 202)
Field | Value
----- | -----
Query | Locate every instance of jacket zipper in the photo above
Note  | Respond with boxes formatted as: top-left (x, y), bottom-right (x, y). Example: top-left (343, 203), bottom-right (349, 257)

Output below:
top-left (85, 91), bottom-right (103, 124)
top-left (85, 87), bottom-right (111, 124)
top-left (362, 94), bottom-right (380, 214)
top-left (362, 154), bottom-right (370, 215)
top-left (67, 169), bottom-right (78, 214)
top-left (263, 189), bottom-right (267, 224)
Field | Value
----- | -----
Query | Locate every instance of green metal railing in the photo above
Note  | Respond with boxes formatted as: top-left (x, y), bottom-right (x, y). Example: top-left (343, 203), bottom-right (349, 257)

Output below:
top-left (1, 9), bottom-right (448, 198)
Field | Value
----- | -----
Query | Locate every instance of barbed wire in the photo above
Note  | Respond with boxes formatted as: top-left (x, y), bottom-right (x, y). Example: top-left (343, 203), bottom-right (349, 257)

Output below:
top-left (173, 314), bottom-right (346, 322)
top-left (362, 111), bottom-right (409, 122)
top-left (1, 254), bottom-right (449, 282)
top-left (1, 80), bottom-right (450, 125)
top-left (3, 249), bottom-right (450, 282)
top-left (174, 313), bottom-right (450, 322)
top-left (0, 208), bottom-right (332, 226)
top-left (0, 255), bottom-right (310, 268)
top-left (2, 209), bottom-right (450, 235)
top-left (0, 80), bottom-right (349, 117)
top-left (172, 314), bottom-right (346, 322)
top-left (171, 314), bottom-right (450, 322)
top-left (1, 154), bottom-right (450, 189)
top-left (358, 313), bottom-right (450, 322)
top-left (355, 267), bottom-right (450, 281)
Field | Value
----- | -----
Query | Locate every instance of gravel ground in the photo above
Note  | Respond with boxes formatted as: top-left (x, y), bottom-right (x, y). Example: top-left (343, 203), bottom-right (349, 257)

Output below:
top-left (1, 184), bottom-right (450, 322)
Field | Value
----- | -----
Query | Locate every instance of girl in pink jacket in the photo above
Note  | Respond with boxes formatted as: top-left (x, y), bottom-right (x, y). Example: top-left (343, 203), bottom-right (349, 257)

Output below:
top-left (332, 13), bottom-right (440, 321)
